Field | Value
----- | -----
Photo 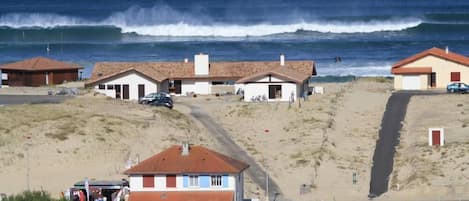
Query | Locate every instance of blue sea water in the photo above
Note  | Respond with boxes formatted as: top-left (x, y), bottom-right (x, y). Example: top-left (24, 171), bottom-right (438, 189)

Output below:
top-left (0, 0), bottom-right (468, 77)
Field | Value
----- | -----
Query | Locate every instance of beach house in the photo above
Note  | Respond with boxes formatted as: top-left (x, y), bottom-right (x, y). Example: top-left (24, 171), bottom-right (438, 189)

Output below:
top-left (0, 57), bottom-right (82, 87)
top-left (85, 54), bottom-right (316, 101)
top-left (124, 144), bottom-right (249, 201)
top-left (391, 47), bottom-right (469, 90)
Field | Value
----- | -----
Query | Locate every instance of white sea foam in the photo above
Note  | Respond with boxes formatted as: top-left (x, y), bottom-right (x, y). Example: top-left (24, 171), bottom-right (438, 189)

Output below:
top-left (0, 11), bottom-right (422, 36)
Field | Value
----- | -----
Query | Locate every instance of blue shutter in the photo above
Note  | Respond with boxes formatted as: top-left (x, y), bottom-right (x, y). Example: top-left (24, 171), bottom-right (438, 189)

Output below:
top-left (222, 175), bottom-right (229, 188)
top-left (200, 175), bottom-right (210, 188)
top-left (183, 175), bottom-right (188, 187)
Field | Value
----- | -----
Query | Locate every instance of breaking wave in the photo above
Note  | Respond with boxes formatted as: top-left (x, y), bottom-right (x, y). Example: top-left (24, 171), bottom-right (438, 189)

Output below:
top-left (0, 11), bottom-right (423, 37)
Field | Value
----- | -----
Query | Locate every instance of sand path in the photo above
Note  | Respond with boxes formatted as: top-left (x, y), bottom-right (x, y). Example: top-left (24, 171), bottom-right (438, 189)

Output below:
top-left (187, 104), bottom-right (284, 200)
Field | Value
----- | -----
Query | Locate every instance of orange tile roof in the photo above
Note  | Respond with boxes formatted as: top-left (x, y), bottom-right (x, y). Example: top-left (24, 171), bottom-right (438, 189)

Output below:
top-left (391, 67), bottom-right (433, 74)
top-left (236, 66), bottom-right (310, 83)
top-left (124, 145), bottom-right (249, 174)
top-left (128, 191), bottom-right (233, 201)
top-left (0, 57), bottom-right (82, 71)
top-left (392, 47), bottom-right (469, 69)
top-left (86, 60), bottom-right (315, 86)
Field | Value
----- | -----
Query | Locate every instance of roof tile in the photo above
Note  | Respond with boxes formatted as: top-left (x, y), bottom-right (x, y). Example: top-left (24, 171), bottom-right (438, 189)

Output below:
top-left (0, 57), bottom-right (82, 71)
top-left (124, 145), bottom-right (249, 174)
top-left (86, 60), bottom-right (315, 86)
top-left (392, 47), bottom-right (469, 69)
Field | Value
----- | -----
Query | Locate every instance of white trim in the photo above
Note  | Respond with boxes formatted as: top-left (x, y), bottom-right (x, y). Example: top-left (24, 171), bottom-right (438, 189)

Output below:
top-left (428, 128), bottom-right (444, 146)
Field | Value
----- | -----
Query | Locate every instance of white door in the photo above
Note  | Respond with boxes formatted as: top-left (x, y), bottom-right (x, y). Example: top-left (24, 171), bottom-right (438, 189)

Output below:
top-left (402, 75), bottom-right (421, 90)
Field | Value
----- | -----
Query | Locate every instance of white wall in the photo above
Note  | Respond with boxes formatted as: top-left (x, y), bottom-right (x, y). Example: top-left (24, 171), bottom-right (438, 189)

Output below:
top-left (93, 72), bottom-right (158, 100)
top-left (243, 82), bottom-right (299, 102)
top-left (129, 175), bottom-right (143, 191)
top-left (194, 54), bottom-right (209, 75)
top-left (181, 79), bottom-right (211, 95)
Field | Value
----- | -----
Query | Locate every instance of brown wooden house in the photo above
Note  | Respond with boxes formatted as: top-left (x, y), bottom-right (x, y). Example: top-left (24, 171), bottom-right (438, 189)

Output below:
top-left (0, 57), bottom-right (82, 87)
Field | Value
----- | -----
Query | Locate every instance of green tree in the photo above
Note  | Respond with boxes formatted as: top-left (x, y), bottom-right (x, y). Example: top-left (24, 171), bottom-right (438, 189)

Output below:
top-left (4, 191), bottom-right (66, 201)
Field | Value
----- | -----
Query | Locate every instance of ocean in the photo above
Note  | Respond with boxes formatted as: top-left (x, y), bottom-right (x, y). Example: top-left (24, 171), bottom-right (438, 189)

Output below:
top-left (0, 0), bottom-right (468, 78)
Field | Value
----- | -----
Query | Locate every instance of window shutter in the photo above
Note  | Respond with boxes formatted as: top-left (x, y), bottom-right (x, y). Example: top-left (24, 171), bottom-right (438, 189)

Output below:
top-left (222, 175), bottom-right (229, 188)
top-left (142, 175), bottom-right (154, 188)
top-left (451, 72), bottom-right (461, 82)
top-left (166, 175), bottom-right (176, 188)
top-left (183, 175), bottom-right (188, 187)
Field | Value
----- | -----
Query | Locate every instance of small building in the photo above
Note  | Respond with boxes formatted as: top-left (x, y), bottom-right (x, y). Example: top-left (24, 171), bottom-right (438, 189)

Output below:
top-left (391, 47), bottom-right (469, 90)
top-left (0, 57), bottom-right (82, 87)
top-left (85, 54), bottom-right (316, 101)
top-left (124, 144), bottom-right (249, 201)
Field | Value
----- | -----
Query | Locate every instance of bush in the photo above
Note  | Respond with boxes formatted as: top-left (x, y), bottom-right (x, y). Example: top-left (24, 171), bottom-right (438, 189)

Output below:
top-left (4, 191), bottom-right (66, 201)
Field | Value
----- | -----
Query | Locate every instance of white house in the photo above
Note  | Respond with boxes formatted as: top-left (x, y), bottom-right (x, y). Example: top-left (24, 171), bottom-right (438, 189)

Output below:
top-left (123, 144), bottom-right (249, 201)
top-left (85, 54), bottom-right (316, 101)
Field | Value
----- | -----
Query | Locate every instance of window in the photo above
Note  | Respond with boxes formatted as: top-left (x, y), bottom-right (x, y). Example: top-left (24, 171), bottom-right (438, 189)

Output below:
top-left (166, 175), bottom-right (176, 188)
top-left (451, 72), bottom-right (461, 82)
top-left (142, 175), bottom-right (154, 188)
top-left (98, 84), bottom-right (105, 90)
top-left (107, 85), bottom-right (114, 90)
top-left (189, 175), bottom-right (199, 187)
top-left (211, 175), bottom-right (222, 187)
top-left (268, 85), bottom-right (282, 99)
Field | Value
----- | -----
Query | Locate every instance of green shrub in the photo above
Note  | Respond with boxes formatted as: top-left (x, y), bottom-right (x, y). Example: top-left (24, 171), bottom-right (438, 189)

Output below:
top-left (4, 191), bottom-right (66, 201)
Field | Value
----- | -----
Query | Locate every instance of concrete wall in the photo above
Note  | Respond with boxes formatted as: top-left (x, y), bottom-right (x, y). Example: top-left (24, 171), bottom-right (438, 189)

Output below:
top-left (395, 55), bottom-right (469, 89)
top-left (93, 72), bottom-right (158, 100)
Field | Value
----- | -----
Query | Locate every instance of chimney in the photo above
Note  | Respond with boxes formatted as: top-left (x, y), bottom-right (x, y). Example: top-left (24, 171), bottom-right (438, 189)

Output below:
top-left (280, 54), bottom-right (285, 66)
top-left (184, 58), bottom-right (189, 63)
top-left (194, 53), bottom-right (209, 75)
top-left (445, 46), bottom-right (449, 54)
top-left (181, 143), bottom-right (190, 156)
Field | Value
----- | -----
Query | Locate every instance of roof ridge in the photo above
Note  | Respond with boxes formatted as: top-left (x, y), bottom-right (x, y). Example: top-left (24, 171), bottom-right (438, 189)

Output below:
top-left (32, 57), bottom-right (41, 70)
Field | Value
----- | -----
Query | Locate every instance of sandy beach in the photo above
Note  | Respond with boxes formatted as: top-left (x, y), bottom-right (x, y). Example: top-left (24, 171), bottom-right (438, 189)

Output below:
top-left (1, 78), bottom-right (469, 201)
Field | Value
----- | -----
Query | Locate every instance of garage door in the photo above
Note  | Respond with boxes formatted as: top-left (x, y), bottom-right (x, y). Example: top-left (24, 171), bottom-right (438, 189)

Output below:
top-left (402, 75), bottom-right (421, 90)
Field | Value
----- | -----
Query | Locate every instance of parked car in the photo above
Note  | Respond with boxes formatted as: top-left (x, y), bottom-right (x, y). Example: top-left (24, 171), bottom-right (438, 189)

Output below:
top-left (139, 92), bottom-right (170, 104)
top-left (447, 82), bottom-right (469, 93)
top-left (148, 97), bottom-right (174, 109)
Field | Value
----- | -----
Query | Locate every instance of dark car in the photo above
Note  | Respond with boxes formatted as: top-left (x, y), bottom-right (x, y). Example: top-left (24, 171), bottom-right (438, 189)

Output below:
top-left (138, 92), bottom-right (171, 104)
top-left (148, 97), bottom-right (173, 109)
top-left (447, 82), bottom-right (469, 93)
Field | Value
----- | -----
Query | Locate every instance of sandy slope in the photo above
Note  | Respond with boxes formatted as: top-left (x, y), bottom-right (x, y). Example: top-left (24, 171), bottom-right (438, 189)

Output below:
top-left (385, 94), bottom-right (469, 200)
top-left (187, 78), bottom-right (392, 201)
top-left (0, 94), bottom-right (214, 197)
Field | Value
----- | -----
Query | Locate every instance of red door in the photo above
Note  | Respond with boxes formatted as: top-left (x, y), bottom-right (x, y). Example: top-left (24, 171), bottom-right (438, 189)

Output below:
top-left (432, 130), bottom-right (440, 146)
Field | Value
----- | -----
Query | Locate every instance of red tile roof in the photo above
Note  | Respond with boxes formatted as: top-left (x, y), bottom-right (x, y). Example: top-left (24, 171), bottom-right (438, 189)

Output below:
top-left (124, 145), bottom-right (249, 174)
top-left (128, 191), bottom-right (233, 201)
top-left (236, 66), bottom-right (310, 83)
top-left (392, 47), bottom-right (469, 69)
top-left (0, 57), bottom-right (82, 71)
top-left (391, 67), bottom-right (433, 74)
top-left (86, 60), bottom-right (315, 86)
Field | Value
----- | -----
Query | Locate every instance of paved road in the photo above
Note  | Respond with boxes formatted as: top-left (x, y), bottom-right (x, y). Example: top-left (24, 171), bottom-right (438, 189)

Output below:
top-left (189, 105), bottom-right (284, 201)
top-left (369, 90), bottom-right (446, 198)
top-left (0, 95), bottom-right (69, 105)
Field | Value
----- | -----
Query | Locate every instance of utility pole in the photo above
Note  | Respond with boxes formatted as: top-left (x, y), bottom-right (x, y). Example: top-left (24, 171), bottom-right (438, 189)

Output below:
top-left (265, 171), bottom-right (269, 201)
top-left (25, 135), bottom-right (32, 191)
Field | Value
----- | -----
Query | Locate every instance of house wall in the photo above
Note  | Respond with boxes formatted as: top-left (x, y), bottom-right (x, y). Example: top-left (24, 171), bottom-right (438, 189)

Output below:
top-left (181, 79), bottom-right (211, 95)
top-left (128, 174), bottom-right (236, 192)
top-left (243, 82), bottom-right (299, 102)
top-left (396, 55), bottom-right (469, 89)
top-left (93, 72), bottom-right (158, 100)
